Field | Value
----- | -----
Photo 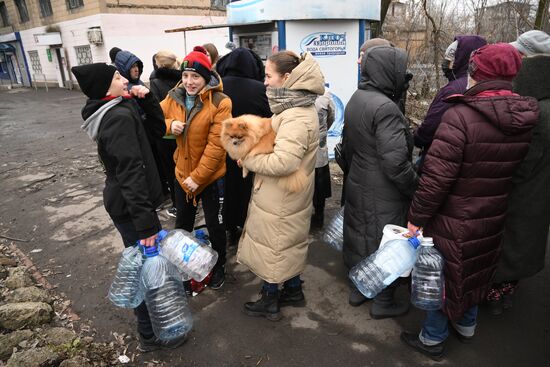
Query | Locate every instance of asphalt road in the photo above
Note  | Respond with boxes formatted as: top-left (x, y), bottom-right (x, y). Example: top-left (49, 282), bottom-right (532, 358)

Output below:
top-left (1, 88), bottom-right (549, 367)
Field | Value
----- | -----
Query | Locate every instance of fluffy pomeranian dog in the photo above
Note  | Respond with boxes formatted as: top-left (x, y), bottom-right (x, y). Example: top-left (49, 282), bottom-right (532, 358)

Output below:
top-left (221, 114), bottom-right (308, 192)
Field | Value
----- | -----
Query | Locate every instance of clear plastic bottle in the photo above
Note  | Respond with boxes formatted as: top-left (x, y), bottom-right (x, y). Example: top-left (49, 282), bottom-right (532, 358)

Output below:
top-left (349, 236), bottom-right (421, 298)
top-left (159, 229), bottom-right (218, 282)
top-left (141, 243), bottom-right (192, 341)
top-left (322, 207), bottom-right (344, 251)
top-left (411, 237), bottom-right (445, 310)
top-left (108, 245), bottom-right (144, 308)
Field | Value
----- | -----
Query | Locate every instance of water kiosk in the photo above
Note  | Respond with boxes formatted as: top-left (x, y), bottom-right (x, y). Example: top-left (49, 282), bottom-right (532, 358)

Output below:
top-left (166, 0), bottom-right (381, 156)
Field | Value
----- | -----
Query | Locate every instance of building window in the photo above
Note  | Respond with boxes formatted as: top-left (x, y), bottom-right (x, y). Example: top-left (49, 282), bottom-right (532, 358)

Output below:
top-left (66, 0), bottom-right (83, 10)
top-left (211, 0), bottom-right (228, 10)
top-left (75, 45), bottom-right (92, 65)
top-left (0, 2), bottom-right (10, 27)
top-left (14, 0), bottom-right (29, 23)
top-left (28, 51), bottom-right (42, 74)
top-left (39, 0), bottom-right (52, 17)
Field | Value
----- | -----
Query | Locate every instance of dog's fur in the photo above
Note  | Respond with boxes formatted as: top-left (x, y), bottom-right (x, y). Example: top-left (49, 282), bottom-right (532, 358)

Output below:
top-left (221, 114), bottom-right (308, 192)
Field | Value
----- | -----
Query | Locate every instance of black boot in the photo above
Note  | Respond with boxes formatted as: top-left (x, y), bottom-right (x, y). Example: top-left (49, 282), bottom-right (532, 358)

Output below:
top-left (370, 286), bottom-right (409, 319)
top-left (279, 284), bottom-right (306, 307)
top-left (244, 289), bottom-right (282, 321)
top-left (400, 332), bottom-right (445, 361)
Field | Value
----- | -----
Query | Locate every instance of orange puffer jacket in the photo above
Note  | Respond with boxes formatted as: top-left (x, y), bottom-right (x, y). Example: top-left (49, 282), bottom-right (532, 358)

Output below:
top-left (160, 73), bottom-right (232, 201)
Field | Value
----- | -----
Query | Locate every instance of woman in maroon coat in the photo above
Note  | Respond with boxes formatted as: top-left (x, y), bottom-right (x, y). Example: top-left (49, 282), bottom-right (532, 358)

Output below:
top-left (401, 44), bottom-right (540, 361)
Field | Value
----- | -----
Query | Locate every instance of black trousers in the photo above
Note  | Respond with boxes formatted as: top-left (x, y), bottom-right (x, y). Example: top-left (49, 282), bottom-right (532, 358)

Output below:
top-left (174, 179), bottom-right (227, 268)
top-left (113, 220), bottom-right (154, 338)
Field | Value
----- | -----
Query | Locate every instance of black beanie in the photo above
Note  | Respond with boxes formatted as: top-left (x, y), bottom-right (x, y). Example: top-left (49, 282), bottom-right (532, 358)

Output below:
top-left (109, 47), bottom-right (121, 63)
top-left (71, 63), bottom-right (117, 100)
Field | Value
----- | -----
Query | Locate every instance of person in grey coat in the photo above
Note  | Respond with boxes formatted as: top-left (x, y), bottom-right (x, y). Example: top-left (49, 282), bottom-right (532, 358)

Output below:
top-left (343, 45), bottom-right (418, 315)
top-left (488, 32), bottom-right (550, 315)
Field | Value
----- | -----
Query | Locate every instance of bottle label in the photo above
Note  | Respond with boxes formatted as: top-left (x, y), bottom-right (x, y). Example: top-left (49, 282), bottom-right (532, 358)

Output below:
top-left (181, 241), bottom-right (199, 262)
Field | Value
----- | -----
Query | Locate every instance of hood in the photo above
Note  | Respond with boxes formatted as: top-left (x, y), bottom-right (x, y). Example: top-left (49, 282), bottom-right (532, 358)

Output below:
top-left (360, 46), bottom-right (408, 100)
top-left (447, 80), bottom-right (539, 135)
top-left (152, 67), bottom-right (182, 84)
top-left (216, 47), bottom-right (265, 81)
top-left (168, 70), bottom-right (224, 105)
top-left (80, 97), bottom-right (124, 141)
top-left (449, 35), bottom-right (487, 80)
top-left (282, 52), bottom-right (325, 95)
top-left (115, 50), bottom-right (143, 83)
top-left (514, 55), bottom-right (550, 101)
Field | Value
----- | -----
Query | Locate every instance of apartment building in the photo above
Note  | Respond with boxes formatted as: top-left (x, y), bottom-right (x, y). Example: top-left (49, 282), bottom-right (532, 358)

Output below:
top-left (0, 0), bottom-right (229, 88)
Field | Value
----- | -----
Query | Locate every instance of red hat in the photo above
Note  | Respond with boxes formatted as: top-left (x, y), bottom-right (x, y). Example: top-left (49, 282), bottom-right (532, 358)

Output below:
top-left (468, 43), bottom-right (522, 82)
top-left (182, 46), bottom-right (212, 82)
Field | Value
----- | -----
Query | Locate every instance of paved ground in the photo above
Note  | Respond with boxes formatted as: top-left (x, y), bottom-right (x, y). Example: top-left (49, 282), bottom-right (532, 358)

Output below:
top-left (1, 88), bottom-right (549, 367)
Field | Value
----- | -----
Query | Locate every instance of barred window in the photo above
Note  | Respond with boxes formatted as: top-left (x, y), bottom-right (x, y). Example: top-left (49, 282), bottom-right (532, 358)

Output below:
top-left (28, 51), bottom-right (42, 74)
top-left (66, 0), bottom-right (83, 10)
top-left (75, 45), bottom-right (92, 65)
top-left (14, 0), bottom-right (29, 23)
top-left (39, 0), bottom-right (52, 17)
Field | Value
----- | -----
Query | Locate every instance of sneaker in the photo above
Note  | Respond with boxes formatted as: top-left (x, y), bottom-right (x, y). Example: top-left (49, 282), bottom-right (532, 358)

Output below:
top-left (137, 334), bottom-right (187, 353)
top-left (209, 266), bottom-right (225, 290)
top-left (400, 331), bottom-right (445, 361)
top-left (166, 207), bottom-right (177, 218)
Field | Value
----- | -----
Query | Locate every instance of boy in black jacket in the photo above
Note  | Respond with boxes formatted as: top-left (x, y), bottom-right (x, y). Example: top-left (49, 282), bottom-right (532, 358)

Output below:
top-left (71, 63), bottom-right (184, 352)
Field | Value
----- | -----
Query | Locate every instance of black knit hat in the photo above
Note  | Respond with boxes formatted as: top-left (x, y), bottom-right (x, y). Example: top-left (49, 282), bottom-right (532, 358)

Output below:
top-left (71, 63), bottom-right (117, 100)
top-left (109, 47), bottom-right (121, 63)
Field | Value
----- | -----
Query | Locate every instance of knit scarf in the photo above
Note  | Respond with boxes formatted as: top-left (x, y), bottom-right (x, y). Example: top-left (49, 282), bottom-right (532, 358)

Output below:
top-left (267, 87), bottom-right (318, 114)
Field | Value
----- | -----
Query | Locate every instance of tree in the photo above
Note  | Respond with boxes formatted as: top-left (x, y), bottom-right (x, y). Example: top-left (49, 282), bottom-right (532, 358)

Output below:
top-left (535, 0), bottom-right (550, 29)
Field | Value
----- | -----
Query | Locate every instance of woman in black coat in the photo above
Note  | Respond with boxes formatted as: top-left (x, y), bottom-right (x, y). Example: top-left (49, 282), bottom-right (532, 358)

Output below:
top-left (216, 48), bottom-right (272, 246)
top-left (148, 51), bottom-right (181, 216)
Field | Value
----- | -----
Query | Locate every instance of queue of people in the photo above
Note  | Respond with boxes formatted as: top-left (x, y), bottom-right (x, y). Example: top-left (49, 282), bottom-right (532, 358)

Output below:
top-left (69, 30), bottom-right (549, 359)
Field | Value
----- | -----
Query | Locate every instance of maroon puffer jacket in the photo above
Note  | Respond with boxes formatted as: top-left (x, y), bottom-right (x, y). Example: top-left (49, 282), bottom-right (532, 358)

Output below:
top-left (408, 80), bottom-right (539, 321)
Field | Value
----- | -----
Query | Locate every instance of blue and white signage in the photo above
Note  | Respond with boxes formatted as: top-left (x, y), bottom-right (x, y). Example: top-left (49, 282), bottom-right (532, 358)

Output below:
top-left (300, 32), bottom-right (347, 57)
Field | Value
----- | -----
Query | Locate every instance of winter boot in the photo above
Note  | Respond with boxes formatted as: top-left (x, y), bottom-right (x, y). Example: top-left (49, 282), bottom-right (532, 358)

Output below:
top-left (370, 287), bottom-right (409, 319)
top-left (244, 289), bottom-right (282, 321)
top-left (349, 286), bottom-right (369, 307)
top-left (279, 284), bottom-right (306, 307)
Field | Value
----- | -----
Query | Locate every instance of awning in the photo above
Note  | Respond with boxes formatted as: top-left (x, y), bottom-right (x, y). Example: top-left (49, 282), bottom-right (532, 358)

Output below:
top-left (165, 20), bottom-right (273, 33)
top-left (0, 43), bottom-right (16, 52)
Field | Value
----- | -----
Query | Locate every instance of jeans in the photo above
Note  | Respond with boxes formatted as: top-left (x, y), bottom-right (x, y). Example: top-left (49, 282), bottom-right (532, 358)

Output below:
top-left (263, 275), bottom-right (302, 293)
top-left (420, 306), bottom-right (478, 345)
top-left (174, 179), bottom-right (226, 268)
top-left (112, 220), bottom-right (154, 338)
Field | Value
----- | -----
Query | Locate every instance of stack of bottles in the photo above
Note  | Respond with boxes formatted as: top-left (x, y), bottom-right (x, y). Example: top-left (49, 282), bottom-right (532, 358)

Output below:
top-left (322, 207), bottom-right (344, 251)
top-left (349, 236), bottom-right (421, 298)
top-left (108, 229), bottom-right (219, 341)
top-left (411, 237), bottom-right (445, 310)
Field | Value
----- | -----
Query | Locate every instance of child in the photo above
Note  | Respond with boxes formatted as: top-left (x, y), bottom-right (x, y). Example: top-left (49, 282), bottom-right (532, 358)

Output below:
top-left (71, 63), bottom-right (184, 352)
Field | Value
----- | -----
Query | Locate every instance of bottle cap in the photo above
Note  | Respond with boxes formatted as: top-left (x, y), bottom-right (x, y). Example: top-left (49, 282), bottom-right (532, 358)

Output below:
top-left (140, 244), bottom-right (160, 258)
top-left (195, 229), bottom-right (205, 238)
top-left (157, 229), bottom-right (168, 242)
top-left (421, 237), bottom-right (434, 246)
top-left (408, 236), bottom-right (421, 249)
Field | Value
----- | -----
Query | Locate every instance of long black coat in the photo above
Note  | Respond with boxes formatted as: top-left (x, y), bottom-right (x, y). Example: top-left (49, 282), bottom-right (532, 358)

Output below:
top-left (343, 46), bottom-right (418, 269)
top-left (495, 55), bottom-right (550, 282)
top-left (216, 48), bottom-right (271, 228)
top-left (81, 94), bottom-right (165, 238)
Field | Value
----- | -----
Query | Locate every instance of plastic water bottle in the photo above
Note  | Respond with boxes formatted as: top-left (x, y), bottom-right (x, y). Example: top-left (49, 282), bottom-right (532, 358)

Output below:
top-left (159, 229), bottom-right (218, 282)
top-left (349, 236), bottom-right (421, 298)
top-left (108, 245), bottom-right (144, 308)
top-left (322, 207), bottom-right (344, 251)
top-left (141, 242), bottom-right (192, 341)
top-left (411, 237), bottom-right (445, 310)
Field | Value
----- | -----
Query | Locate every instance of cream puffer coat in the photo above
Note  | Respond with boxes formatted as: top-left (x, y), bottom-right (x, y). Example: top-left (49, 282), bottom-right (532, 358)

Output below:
top-left (237, 53), bottom-right (325, 283)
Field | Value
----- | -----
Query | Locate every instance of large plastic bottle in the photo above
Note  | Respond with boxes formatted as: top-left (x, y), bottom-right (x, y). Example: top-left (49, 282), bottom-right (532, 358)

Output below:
top-left (159, 229), bottom-right (218, 282)
top-left (322, 207), bottom-right (344, 251)
top-left (411, 237), bottom-right (445, 311)
top-left (108, 245), bottom-right (144, 308)
top-left (349, 236), bottom-right (421, 298)
top-left (141, 242), bottom-right (192, 341)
